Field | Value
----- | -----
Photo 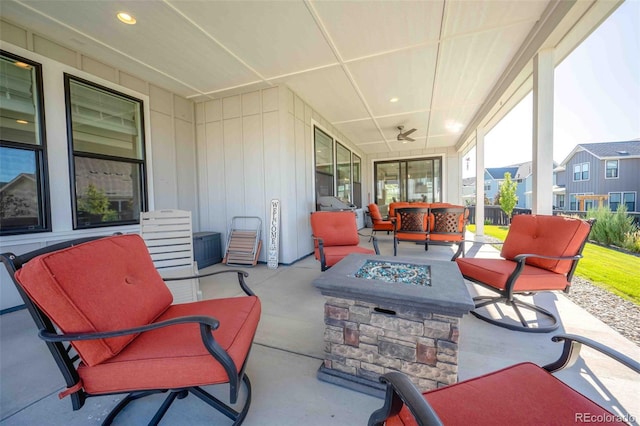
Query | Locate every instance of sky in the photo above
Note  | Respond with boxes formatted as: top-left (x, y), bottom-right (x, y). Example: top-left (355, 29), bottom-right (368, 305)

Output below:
top-left (463, 0), bottom-right (640, 176)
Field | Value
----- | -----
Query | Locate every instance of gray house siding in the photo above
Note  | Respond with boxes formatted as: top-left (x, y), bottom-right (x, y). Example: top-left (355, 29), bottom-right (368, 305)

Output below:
top-left (564, 146), bottom-right (640, 212)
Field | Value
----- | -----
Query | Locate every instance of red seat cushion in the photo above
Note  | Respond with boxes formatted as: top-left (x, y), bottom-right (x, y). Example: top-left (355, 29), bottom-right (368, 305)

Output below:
top-left (455, 257), bottom-right (570, 292)
top-left (501, 215), bottom-right (591, 274)
top-left (14, 235), bottom-right (173, 366)
top-left (390, 362), bottom-right (625, 425)
top-left (78, 296), bottom-right (261, 394)
top-left (315, 245), bottom-right (376, 267)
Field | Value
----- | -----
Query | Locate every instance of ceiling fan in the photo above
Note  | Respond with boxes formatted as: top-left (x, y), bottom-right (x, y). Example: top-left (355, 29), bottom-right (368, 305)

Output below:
top-left (396, 125), bottom-right (417, 143)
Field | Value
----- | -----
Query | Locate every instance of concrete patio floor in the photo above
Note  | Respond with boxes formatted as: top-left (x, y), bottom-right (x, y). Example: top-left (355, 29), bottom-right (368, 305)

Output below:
top-left (1, 232), bottom-right (638, 425)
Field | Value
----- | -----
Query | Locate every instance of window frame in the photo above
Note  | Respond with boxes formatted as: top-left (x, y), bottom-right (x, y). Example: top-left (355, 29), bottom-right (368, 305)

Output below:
top-left (352, 153), bottom-right (362, 208)
top-left (605, 159), bottom-right (619, 179)
top-left (0, 50), bottom-right (51, 236)
top-left (313, 125), bottom-right (335, 205)
top-left (335, 141), bottom-right (352, 203)
top-left (573, 162), bottom-right (590, 181)
top-left (64, 73), bottom-right (148, 230)
top-left (373, 157), bottom-right (443, 204)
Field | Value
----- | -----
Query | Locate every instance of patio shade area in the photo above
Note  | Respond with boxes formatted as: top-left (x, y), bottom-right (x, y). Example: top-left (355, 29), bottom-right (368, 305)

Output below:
top-left (1, 234), bottom-right (638, 425)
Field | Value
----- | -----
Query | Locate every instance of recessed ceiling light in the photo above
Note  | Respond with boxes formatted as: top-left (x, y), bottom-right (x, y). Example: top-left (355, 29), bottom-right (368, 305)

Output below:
top-left (389, 97), bottom-right (399, 103)
top-left (117, 12), bottom-right (136, 25)
top-left (445, 120), bottom-right (464, 133)
top-left (16, 119), bottom-right (29, 124)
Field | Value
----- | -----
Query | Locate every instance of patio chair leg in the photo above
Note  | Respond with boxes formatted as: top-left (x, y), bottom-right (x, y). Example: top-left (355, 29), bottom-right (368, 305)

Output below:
top-left (149, 390), bottom-right (185, 426)
top-left (471, 295), bottom-right (560, 333)
top-left (102, 390), bottom-right (166, 425)
top-left (189, 375), bottom-right (252, 425)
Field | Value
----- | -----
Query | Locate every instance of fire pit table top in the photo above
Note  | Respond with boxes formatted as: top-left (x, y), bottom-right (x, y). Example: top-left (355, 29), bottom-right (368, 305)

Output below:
top-left (313, 254), bottom-right (473, 317)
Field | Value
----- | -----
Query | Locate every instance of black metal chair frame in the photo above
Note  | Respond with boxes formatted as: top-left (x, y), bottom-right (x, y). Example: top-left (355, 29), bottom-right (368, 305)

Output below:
top-left (369, 334), bottom-right (640, 426)
top-left (313, 233), bottom-right (380, 271)
top-left (425, 206), bottom-right (468, 260)
top-left (452, 219), bottom-right (593, 333)
top-left (392, 207), bottom-right (430, 256)
top-left (1, 236), bottom-right (257, 425)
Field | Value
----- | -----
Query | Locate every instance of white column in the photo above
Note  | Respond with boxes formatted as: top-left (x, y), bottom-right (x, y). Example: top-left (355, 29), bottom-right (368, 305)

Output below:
top-left (532, 49), bottom-right (555, 215)
top-left (475, 127), bottom-right (485, 237)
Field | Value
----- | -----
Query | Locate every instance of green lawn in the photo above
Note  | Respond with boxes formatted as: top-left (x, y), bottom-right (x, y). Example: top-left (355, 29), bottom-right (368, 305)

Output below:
top-left (468, 225), bottom-right (640, 305)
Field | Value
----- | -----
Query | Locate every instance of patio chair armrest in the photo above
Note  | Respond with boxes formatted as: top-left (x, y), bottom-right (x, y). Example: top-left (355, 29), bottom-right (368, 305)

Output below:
top-left (358, 233), bottom-right (380, 254)
top-left (450, 239), bottom-right (503, 260)
top-left (369, 372), bottom-right (443, 426)
top-left (312, 235), bottom-right (328, 271)
top-left (38, 315), bottom-right (221, 342)
top-left (544, 334), bottom-right (640, 374)
top-left (513, 253), bottom-right (582, 262)
top-left (164, 269), bottom-right (255, 296)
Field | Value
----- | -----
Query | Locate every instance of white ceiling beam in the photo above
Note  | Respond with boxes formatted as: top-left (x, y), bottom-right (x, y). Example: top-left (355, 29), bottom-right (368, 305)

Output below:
top-left (304, 0), bottom-right (393, 151)
top-left (454, 0), bottom-right (577, 152)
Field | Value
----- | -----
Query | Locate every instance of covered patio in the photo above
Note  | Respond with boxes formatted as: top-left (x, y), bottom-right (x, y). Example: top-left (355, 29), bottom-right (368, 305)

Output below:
top-left (1, 1), bottom-right (638, 424)
top-left (1, 237), bottom-right (638, 424)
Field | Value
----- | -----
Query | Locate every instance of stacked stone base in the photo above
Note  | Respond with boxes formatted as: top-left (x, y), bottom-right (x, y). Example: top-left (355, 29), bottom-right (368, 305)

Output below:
top-left (320, 296), bottom-right (461, 395)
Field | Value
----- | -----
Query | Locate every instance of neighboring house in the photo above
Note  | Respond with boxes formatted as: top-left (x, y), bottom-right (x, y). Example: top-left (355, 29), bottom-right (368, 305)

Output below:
top-left (484, 166), bottom-right (519, 204)
top-left (557, 140), bottom-right (640, 212)
top-left (0, 173), bottom-right (39, 229)
top-left (513, 162), bottom-right (532, 208)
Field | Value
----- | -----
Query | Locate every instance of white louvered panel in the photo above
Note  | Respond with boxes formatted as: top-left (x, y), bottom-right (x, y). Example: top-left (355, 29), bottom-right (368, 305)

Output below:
top-left (140, 210), bottom-right (200, 303)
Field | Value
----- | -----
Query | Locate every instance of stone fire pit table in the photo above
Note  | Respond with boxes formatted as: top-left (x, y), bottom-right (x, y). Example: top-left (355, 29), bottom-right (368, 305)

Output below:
top-left (312, 253), bottom-right (474, 397)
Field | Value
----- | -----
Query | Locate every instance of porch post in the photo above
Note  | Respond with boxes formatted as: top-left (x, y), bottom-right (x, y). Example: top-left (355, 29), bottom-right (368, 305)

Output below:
top-left (532, 49), bottom-right (555, 215)
top-left (475, 127), bottom-right (485, 237)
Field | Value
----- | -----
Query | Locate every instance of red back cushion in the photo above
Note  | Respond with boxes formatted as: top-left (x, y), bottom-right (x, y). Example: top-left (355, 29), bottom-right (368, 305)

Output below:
top-left (15, 234), bottom-right (173, 366)
top-left (368, 204), bottom-right (383, 221)
top-left (310, 211), bottom-right (359, 246)
top-left (501, 215), bottom-right (591, 274)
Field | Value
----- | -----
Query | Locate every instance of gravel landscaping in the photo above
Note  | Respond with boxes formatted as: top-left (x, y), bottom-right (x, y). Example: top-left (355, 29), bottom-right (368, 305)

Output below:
top-left (565, 276), bottom-right (640, 347)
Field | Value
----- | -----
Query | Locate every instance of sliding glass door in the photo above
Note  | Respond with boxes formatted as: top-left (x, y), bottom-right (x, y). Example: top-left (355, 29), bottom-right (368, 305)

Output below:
top-left (374, 157), bottom-right (442, 204)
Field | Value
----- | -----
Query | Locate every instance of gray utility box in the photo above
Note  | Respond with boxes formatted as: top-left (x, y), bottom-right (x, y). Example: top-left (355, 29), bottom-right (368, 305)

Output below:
top-left (193, 232), bottom-right (222, 269)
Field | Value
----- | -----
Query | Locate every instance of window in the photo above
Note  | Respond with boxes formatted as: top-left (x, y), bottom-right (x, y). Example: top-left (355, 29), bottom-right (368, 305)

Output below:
top-left (65, 74), bottom-right (146, 229)
top-left (314, 126), bottom-right (334, 201)
top-left (610, 192), bottom-right (636, 212)
top-left (374, 157), bottom-right (442, 204)
top-left (570, 193), bottom-right (593, 211)
top-left (484, 182), bottom-right (491, 191)
top-left (556, 194), bottom-right (565, 209)
top-left (352, 153), bottom-right (361, 208)
top-left (0, 51), bottom-right (50, 235)
top-left (605, 160), bottom-right (618, 179)
top-left (336, 142), bottom-right (351, 203)
top-left (313, 126), bottom-right (361, 208)
top-left (573, 162), bottom-right (589, 181)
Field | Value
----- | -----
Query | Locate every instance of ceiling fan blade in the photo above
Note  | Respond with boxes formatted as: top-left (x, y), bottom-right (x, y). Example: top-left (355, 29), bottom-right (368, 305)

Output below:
top-left (402, 128), bottom-right (417, 137)
top-left (404, 136), bottom-right (416, 142)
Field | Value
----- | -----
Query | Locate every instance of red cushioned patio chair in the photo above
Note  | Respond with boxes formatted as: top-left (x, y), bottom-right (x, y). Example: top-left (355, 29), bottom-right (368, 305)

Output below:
top-left (426, 206), bottom-right (468, 259)
top-left (393, 207), bottom-right (430, 256)
top-left (367, 203), bottom-right (394, 241)
top-left (311, 211), bottom-right (380, 271)
top-left (1, 234), bottom-right (261, 425)
top-left (453, 214), bottom-right (593, 332)
top-left (369, 334), bottom-right (639, 426)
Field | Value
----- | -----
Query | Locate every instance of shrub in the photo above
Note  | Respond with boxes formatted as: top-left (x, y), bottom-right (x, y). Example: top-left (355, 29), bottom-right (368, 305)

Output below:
top-left (587, 206), bottom-right (637, 250)
top-left (623, 229), bottom-right (640, 253)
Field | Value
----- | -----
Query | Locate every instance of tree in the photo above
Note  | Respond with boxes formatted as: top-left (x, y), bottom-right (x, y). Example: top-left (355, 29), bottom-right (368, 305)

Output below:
top-left (499, 172), bottom-right (518, 224)
top-left (78, 184), bottom-right (118, 222)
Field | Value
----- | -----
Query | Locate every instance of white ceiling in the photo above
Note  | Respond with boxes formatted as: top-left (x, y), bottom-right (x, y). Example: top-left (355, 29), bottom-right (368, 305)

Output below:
top-left (0, 0), bottom-right (616, 155)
